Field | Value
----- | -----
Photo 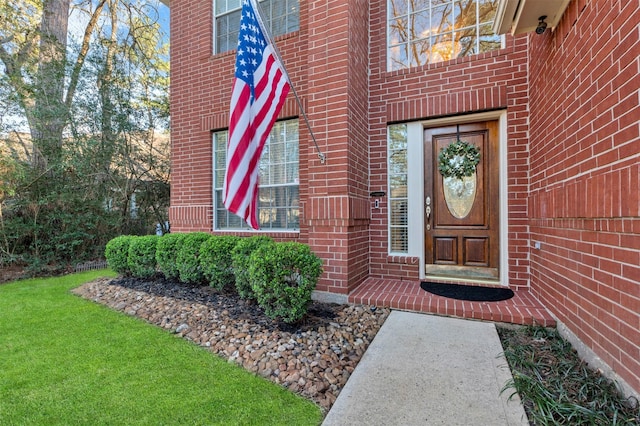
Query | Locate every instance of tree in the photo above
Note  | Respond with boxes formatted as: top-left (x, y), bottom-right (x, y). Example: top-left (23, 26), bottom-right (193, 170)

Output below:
top-left (0, 0), bottom-right (170, 271)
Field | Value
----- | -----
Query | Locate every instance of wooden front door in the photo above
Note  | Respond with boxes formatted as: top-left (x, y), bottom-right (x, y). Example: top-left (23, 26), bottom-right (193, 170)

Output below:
top-left (424, 122), bottom-right (499, 280)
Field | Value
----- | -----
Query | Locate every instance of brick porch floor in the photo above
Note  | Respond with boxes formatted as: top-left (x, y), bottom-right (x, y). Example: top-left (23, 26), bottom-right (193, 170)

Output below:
top-left (349, 277), bottom-right (556, 327)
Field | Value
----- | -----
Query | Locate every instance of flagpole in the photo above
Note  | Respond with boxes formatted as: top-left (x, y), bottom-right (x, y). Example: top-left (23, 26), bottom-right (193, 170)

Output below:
top-left (250, 0), bottom-right (326, 164)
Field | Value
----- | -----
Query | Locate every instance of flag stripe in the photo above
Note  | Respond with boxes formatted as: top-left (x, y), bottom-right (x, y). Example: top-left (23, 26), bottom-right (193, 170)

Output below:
top-left (223, 0), bottom-right (290, 229)
top-left (225, 82), bottom-right (252, 214)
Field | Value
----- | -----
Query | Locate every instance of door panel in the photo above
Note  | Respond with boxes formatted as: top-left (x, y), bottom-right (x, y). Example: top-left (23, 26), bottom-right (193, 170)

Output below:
top-left (424, 122), bottom-right (499, 280)
top-left (464, 237), bottom-right (489, 266)
top-left (434, 237), bottom-right (457, 264)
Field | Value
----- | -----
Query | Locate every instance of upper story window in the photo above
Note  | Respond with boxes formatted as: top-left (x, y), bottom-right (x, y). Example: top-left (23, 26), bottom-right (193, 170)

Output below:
top-left (215, 0), bottom-right (300, 54)
top-left (388, 0), bottom-right (502, 71)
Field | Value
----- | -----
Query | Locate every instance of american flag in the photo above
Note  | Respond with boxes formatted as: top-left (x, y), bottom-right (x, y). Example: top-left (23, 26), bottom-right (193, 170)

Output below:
top-left (223, 0), bottom-right (291, 230)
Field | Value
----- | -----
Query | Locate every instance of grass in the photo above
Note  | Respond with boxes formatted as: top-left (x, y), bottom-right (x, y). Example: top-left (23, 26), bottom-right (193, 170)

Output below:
top-left (498, 325), bottom-right (640, 426)
top-left (0, 270), bottom-right (323, 425)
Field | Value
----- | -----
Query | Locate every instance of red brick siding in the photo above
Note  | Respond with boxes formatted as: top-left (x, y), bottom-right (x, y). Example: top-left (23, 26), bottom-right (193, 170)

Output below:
top-left (171, 0), bottom-right (536, 290)
top-left (368, 1), bottom-right (532, 288)
top-left (170, 1), bottom-right (221, 232)
top-left (170, 0), bottom-right (640, 395)
top-left (169, 0), bottom-right (309, 233)
top-left (170, 0), bottom-right (376, 292)
top-left (302, 0), bottom-right (371, 293)
top-left (528, 0), bottom-right (640, 392)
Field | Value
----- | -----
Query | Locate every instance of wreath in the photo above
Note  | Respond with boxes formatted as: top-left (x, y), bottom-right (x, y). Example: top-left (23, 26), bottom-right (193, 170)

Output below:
top-left (437, 140), bottom-right (480, 179)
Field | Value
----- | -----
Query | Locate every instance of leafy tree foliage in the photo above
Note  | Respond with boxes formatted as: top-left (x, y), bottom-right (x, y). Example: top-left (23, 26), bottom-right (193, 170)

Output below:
top-left (0, 0), bottom-right (170, 272)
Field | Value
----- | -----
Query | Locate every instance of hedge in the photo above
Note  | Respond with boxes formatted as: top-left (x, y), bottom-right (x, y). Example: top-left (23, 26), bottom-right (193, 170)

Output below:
top-left (231, 236), bottom-right (274, 300)
top-left (128, 235), bottom-right (159, 278)
top-left (105, 235), bottom-right (135, 275)
top-left (200, 235), bottom-right (241, 290)
top-left (249, 242), bottom-right (323, 323)
top-left (156, 233), bottom-right (187, 280)
top-left (176, 232), bottom-right (212, 285)
top-left (105, 234), bottom-right (324, 323)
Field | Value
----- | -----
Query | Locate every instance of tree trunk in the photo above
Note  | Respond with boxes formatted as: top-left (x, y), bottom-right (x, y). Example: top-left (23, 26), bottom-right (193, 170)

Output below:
top-left (98, 0), bottom-right (119, 174)
top-left (31, 0), bottom-right (69, 168)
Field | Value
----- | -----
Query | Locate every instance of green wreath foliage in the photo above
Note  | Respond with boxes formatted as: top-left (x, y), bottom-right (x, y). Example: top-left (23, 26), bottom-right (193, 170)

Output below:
top-left (437, 140), bottom-right (481, 179)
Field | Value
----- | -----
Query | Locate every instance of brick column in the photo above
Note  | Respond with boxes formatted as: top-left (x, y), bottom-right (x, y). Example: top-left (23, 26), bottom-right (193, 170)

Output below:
top-left (305, 0), bottom-right (371, 293)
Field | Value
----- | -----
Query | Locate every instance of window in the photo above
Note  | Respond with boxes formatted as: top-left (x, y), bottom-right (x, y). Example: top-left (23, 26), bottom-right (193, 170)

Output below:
top-left (215, 0), bottom-right (300, 54)
top-left (213, 120), bottom-right (300, 230)
top-left (388, 0), bottom-right (502, 71)
top-left (388, 124), bottom-right (408, 253)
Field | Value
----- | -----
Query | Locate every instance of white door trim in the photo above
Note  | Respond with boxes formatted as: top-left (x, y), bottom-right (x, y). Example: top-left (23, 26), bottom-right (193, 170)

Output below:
top-left (405, 110), bottom-right (509, 286)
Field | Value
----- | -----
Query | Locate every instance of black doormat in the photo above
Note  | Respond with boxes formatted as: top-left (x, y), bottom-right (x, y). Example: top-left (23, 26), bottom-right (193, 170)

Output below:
top-left (420, 281), bottom-right (514, 302)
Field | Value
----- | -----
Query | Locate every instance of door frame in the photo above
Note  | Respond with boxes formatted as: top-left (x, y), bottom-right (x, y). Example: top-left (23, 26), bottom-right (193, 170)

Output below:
top-left (404, 110), bottom-right (509, 286)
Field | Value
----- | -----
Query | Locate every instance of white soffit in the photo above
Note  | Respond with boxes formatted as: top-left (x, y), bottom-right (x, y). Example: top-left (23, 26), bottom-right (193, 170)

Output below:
top-left (493, 0), bottom-right (571, 35)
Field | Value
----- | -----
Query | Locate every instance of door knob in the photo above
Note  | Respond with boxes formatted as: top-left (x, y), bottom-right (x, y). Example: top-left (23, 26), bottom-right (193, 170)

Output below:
top-left (425, 196), bottom-right (431, 221)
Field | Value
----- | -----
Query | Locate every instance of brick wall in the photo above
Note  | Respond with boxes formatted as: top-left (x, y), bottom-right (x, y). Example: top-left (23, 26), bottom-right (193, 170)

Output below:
top-left (169, 0), bottom-right (223, 232)
top-left (304, 0), bottom-right (373, 293)
top-left (367, 1), bottom-right (532, 288)
top-left (170, 0), bottom-right (376, 293)
top-left (169, 0), bottom-right (309, 234)
top-left (171, 0), bottom-right (538, 291)
top-left (528, 0), bottom-right (640, 393)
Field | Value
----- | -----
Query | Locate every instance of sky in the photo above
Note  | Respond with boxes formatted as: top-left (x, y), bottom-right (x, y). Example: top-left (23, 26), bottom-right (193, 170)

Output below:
top-left (158, 2), bottom-right (170, 37)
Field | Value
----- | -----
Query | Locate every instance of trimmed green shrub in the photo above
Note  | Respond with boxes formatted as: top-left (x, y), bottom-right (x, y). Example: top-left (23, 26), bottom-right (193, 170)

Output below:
top-left (176, 232), bottom-right (212, 284)
top-left (249, 242), bottom-right (323, 323)
top-left (156, 233), bottom-right (187, 280)
top-left (127, 235), bottom-right (159, 278)
top-left (231, 236), bottom-right (274, 300)
top-left (105, 235), bottom-right (135, 275)
top-left (200, 235), bottom-right (241, 290)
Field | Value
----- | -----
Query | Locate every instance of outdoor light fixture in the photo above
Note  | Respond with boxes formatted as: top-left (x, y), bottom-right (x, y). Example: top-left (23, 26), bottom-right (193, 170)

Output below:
top-left (493, 0), bottom-right (571, 35)
top-left (535, 16), bottom-right (548, 34)
top-left (370, 191), bottom-right (385, 209)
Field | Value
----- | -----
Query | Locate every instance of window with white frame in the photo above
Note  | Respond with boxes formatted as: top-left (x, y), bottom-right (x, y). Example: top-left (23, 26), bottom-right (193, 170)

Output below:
top-left (388, 0), bottom-right (502, 71)
top-left (215, 0), bottom-right (300, 54)
top-left (388, 124), bottom-right (409, 253)
top-left (213, 120), bottom-right (300, 230)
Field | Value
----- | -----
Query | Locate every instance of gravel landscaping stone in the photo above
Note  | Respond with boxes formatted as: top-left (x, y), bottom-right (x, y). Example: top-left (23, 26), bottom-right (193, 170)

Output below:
top-left (73, 276), bottom-right (390, 411)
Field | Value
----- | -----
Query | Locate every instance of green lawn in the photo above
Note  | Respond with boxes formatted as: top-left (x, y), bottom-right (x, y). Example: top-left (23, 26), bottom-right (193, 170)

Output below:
top-left (0, 270), bottom-right (322, 425)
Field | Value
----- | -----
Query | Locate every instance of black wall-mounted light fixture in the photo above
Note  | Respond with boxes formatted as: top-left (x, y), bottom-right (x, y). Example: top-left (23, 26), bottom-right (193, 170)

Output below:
top-left (535, 15), bottom-right (548, 34)
top-left (370, 191), bottom-right (385, 209)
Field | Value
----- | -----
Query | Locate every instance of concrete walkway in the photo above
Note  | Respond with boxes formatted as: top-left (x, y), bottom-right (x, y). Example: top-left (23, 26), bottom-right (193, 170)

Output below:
top-left (322, 311), bottom-right (529, 426)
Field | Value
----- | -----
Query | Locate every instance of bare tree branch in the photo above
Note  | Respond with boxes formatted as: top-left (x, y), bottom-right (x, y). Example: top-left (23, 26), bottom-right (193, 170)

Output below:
top-left (64, 0), bottom-right (107, 110)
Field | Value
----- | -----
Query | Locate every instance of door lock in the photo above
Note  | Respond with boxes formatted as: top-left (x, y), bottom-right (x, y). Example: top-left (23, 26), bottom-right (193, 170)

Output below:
top-left (425, 196), bottom-right (432, 221)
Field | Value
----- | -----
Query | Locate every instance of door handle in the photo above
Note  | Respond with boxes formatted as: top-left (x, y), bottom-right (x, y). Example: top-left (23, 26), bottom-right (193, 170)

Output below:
top-left (426, 205), bottom-right (431, 221)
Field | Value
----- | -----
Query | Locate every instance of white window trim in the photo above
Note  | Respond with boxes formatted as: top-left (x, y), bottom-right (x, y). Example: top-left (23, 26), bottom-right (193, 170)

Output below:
top-left (211, 121), bottom-right (301, 233)
top-left (386, 0), bottom-right (506, 71)
top-left (387, 124), bottom-right (410, 255)
top-left (213, 0), bottom-right (299, 54)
